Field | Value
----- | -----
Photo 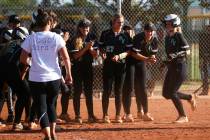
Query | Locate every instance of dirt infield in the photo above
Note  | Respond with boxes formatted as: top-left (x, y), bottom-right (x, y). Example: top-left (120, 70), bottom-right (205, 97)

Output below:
top-left (0, 95), bottom-right (210, 140)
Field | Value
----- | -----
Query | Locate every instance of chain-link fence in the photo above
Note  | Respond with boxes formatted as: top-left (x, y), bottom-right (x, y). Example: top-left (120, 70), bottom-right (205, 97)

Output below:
top-left (0, 0), bottom-right (209, 95)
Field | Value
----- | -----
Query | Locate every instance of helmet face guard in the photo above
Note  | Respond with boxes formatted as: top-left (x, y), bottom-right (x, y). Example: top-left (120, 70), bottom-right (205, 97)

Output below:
top-left (163, 14), bottom-right (181, 28)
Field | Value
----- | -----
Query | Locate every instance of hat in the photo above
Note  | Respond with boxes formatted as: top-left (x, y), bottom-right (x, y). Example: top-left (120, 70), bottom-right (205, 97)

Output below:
top-left (78, 18), bottom-right (91, 28)
top-left (144, 22), bottom-right (156, 31)
top-left (8, 15), bottom-right (21, 24)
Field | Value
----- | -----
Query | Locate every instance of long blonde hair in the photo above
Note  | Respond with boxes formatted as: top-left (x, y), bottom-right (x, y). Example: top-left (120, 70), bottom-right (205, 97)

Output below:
top-left (74, 37), bottom-right (83, 50)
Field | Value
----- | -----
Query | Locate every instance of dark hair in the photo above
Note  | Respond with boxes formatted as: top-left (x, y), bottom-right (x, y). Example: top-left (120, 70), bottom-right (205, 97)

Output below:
top-left (35, 9), bottom-right (52, 28)
top-left (8, 15), bottom-right (21, 24)
top-left (78, 18), bottom-right (91, 28)
top-left (144, 22), bottom-right (156, 31)
top-left (48, 11), bottom-right (58, 24)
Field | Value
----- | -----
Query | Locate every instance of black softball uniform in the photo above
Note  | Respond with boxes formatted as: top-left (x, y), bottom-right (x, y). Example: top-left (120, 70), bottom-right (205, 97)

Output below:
top-left (99, 29), bottom-right (132, 116)
top-left (67, 33), bottom-right (98, 118)
top-left (128, 32), bottom-right (158, 114)
top-left (162, 32), bottom-right (192, 117)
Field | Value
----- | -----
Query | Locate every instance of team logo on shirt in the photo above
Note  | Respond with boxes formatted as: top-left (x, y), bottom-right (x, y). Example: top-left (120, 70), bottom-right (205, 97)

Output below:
top-left (118, 35), bottom-right (125, 44)
top-left (106, 46), bottom-right (114, 53)
top-left (171, 38), bottom-right (176, 47)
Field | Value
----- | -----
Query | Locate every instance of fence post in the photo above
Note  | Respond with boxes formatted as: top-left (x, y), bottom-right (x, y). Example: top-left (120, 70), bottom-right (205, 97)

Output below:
top-left (117, 0), bottom-right (121, 14)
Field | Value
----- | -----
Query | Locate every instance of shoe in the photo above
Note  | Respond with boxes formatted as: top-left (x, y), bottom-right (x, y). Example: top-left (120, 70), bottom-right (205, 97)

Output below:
top-left (174, 116), bottom-right (189, 123)
top-left (88, 115), bottom-right (98, 123)
top-left (115, 115), bottom-right (123, 123)
top-left (56, 118), bottom-right (65, 123)
top-left (28, 122), bottom-right (38, 130)
top-left (59, 114), bottom-right (71, 122)
top-left (188, 94), bottom-right (197, 111)
top-left (13, 123), bottom-right (23, 131)
top-left (6, 115), bottom-right (14, 123)
top-left (75, 116), bottom-right (82, 124)
top-left (137, 111), bottom-right (144, 119)
top-left (0, 121), bottom-right (6, 128)
top-left (103, 115), bottom-right (111, 123)
top-left (124, 114), bottom-right (134, 122)
top-left (43, 136), bottom-right (52, 140)
top-left (55, 125), bottom-right (64, 131)
top-left (51, 135), bottom-right (57, 140)
top-left (142, 113), bottom-right (154, 121)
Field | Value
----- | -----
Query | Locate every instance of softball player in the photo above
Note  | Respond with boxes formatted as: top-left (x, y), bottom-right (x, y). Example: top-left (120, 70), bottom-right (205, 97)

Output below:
top-left (99, 13), bottom-right (132, 123)
top-left (67, 18), bottom-right (98, 124)
top-left (127, 22), bottom-right (158, 121)
top-left (162, 14), bottom-right (196, 123)
top-left (0, 26), bottom-right (31, 130)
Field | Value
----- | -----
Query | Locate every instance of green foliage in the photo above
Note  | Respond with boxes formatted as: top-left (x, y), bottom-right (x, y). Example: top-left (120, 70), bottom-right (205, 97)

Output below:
top-left (0, 0), bottom-right (37, 6)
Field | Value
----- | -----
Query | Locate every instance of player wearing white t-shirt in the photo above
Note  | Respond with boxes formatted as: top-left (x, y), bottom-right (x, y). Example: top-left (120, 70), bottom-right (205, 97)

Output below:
top-left (20, 9), bottom-right (72, 140)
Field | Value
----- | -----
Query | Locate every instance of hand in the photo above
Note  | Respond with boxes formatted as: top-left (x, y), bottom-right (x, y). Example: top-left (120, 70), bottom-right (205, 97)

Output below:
top-left (101, 53), bottom-right (107, 59)
top-left (20, 65), bottom-right (30, 80)
top-left (65, 74), bottom-right (73, 85)
top-left (112, 55), bottom-right (120, 62)
top-left (146, 56), bottom-right (157, 64)
top-left (159, 63), bottom-right (166, 71)
top-left (86, 41), bottom-right (94, 50)
top-left (63, 32), bottom-right (70, 42)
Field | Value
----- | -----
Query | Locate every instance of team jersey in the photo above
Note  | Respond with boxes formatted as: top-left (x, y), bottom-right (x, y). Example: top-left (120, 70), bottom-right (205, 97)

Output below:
top-left (0, 40), bottom-right (22, 65)
top-left (99, 29), bottom-right (132, 63)
top-left (165, 32), bottom-right (189, 59)
top-left (67, 33), bottom-right (98, 64)
top-left (21, 31), bottom-right (65, 82)
top-left (132, 32), bottom-right (158, 63)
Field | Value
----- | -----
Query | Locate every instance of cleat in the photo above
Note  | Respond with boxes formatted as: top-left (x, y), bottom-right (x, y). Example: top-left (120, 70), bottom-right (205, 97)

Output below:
top-left (75, 116), bottom-right (82, 124)
top-left (174, 116), bottom-right (189, 123)
top-left (124, 114), bottom-right (134, 122)
top-left (115, 115), bottom-right (123, 123)
top-left (59, 114), bottom-right (71, 122)
top-left (103, 115), bottom-right (111, 123)
top-left (13, 123), bottom-right (23, 131)
top-left (142, 113), bottom-right (154, 121)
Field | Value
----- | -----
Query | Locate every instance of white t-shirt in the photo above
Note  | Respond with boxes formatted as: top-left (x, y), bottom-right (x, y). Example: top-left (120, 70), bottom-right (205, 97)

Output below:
top-left (21, 31), bottom-right (65, 82)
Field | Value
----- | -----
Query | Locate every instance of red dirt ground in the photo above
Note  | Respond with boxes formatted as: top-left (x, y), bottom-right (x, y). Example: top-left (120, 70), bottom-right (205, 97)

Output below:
top-left (0, 95), bottom-right (210, 140)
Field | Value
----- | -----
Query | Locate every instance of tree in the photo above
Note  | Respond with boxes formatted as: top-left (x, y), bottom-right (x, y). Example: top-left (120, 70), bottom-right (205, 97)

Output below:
top-left (0, 0), bottom-right (37, 6)
top-left (176, 0), bottom-right (197, 33)
top-left (0, 0), bottom-right (37, 15)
